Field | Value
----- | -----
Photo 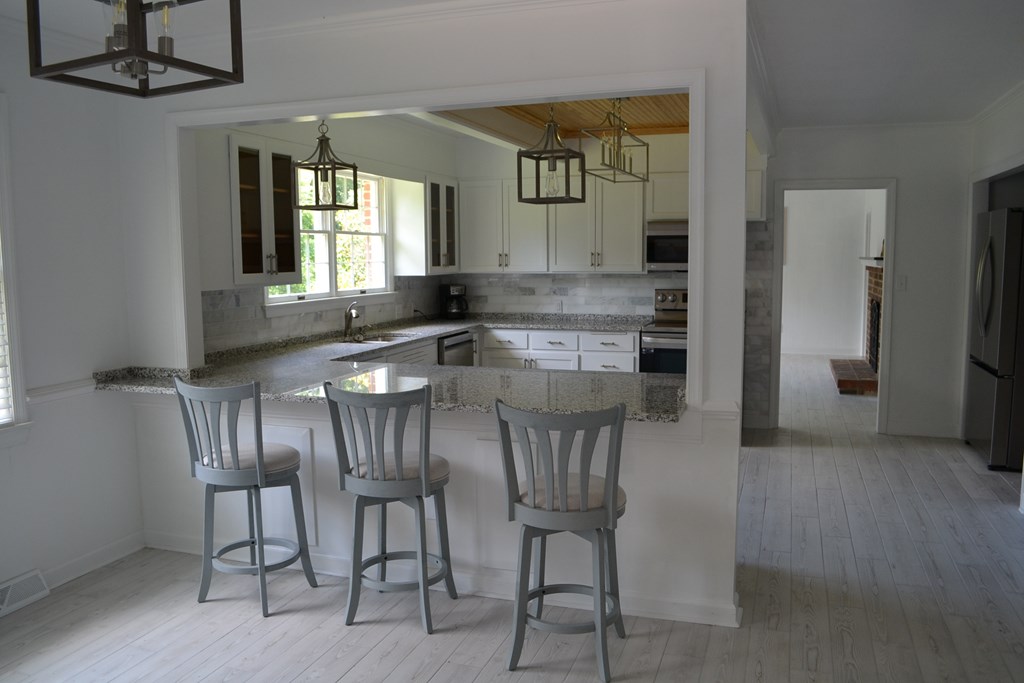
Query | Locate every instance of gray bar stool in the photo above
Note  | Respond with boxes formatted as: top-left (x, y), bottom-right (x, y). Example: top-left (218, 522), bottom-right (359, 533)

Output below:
top-left (494, 399), bottom-right (627, 683)
top-left (323, 382), bottom-right (458, 633)
top-left (174, 378), bottom-right (318, 617)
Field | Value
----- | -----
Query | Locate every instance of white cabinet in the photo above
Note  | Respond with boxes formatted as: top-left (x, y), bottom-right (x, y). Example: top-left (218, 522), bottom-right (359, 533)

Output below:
top-left (645, 172), bottom-right (689, 220)
top-left (550, 178), bottom-right (643, 273)
top-left (746, 169), bottom-right (765, 220)
top-left (480, 329), bottom-right (635, 373)
top-left (427, 176), bottom-right (459, 273)
top-left (459, 180), bottom-right (547, 273)
top-left (579, 332), bottom-right (637, 372)
top-left (481, 329), bottom-right (577, 370)
top-left (228, 133), bottom-right (302, 286)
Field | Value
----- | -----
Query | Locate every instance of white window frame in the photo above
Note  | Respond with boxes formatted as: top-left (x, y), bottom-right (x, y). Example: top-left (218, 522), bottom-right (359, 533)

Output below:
top-left (265, 173), bottom-right (393, 306)
top-left (0, 95), bottom-right (31, 446)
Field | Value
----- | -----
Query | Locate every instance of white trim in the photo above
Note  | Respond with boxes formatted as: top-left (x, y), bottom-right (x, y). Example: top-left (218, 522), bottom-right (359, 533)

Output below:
top-left (769, 178), bottom-right (898, 433)
top-left (42, 532), bottom-right (145, 590)
top-left (0, 95), bottom-right (29, 429)
top-left (971, 78), bottom-right (1024, 127)
top-left (26, 378), bottom-right (97, 404)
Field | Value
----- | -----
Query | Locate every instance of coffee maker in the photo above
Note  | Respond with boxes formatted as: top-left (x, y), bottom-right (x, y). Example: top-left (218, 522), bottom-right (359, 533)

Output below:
top-left (439, 284), bottom-right (469, 320)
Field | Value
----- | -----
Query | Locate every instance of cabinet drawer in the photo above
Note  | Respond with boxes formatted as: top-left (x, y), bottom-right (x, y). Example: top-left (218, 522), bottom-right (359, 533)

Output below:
top-left (483, 330), bottom-right (529, 350)
top-left (580, 352), bottom-right (636, 373)
top-left (580, 332), bottom-right (636, 353)
top-left (529, 331), bottom-right (579, 351)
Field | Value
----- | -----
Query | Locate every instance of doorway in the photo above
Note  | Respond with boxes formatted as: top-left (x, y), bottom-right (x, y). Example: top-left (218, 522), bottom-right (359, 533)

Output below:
top-left (769, 180), bottom-right (897, 433)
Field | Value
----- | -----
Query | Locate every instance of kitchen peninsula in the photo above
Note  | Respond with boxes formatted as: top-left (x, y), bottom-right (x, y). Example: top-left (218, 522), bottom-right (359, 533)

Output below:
top-left (96, 318), bottom-right (739, 628)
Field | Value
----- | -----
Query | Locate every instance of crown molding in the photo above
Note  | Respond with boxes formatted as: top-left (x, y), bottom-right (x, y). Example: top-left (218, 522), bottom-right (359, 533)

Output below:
top-left (971, 78), bottom-right (1024, 127)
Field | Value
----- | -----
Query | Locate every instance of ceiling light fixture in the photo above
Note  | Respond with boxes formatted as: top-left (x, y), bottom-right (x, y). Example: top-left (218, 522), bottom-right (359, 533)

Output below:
top-left (517, 105), bottom-right (586, 204)
top-left (580, 98), bottom-right (649, 183)
top-left (294, 120), bottom-right (359, 212)
top-left (26, 0), bottom-right (243, 98)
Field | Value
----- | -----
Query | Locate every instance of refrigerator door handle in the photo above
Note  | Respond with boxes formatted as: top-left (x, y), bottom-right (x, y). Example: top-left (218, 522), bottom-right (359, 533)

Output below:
top-left (976, 235), bottom-right (993, 338)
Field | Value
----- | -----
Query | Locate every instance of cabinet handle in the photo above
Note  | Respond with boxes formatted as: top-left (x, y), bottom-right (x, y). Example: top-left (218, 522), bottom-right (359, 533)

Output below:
top-left (499, 253), bottom-right (503, 268)
top-left (546, 340), bottom-right (564, 345)
top-left (266, 253), bottom-right (278, 275)
top-left (523, 358), bottom-right (528, 369)
top-left (590, 252), bottom-right (595, 267)
top-left (601, 364), bottom-right (617, 369)
top-left (504, 253), bottom-right (509, 268)
top-left (600, 341), bottom-right (617, 346)
top-left (597, 252), bottom-right (602, 267)
top-left (531, 359), bottom-right (536, 368)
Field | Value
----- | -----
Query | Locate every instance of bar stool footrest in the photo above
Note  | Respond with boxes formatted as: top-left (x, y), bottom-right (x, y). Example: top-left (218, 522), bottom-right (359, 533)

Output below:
top-left (211, 537), bottom-right (301, 575)
top-left (359, 550), bottom-right (449, 593)
top-left (524, 583), bottom-right (621, 635)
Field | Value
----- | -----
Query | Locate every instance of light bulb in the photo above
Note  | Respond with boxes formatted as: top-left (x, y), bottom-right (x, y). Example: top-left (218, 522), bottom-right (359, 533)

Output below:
top-left (545, 160), bottom-right (559, 196)
top-left (319, 179), bottom-right (333, 205)
top-left (104, 0), bottom-right (128, 51)
top-left (154, 1), bottom-right (176, 57)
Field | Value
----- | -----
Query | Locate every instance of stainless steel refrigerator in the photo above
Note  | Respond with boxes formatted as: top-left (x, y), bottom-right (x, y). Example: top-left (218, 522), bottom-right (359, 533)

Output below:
top-left (965, 208), bottom-right (1024, 470)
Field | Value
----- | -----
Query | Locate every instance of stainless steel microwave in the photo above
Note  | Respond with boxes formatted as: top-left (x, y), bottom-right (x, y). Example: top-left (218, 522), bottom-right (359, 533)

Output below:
top-left (645, 221), bottom-right (688, 271)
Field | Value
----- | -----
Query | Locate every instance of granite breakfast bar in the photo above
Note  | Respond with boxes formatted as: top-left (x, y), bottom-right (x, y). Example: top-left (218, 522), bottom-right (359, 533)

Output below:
top-left (97, 321), bottom-right (740, 627)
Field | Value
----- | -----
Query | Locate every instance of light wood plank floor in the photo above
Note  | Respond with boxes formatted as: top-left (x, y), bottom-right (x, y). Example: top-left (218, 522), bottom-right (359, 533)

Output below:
top-left (3, 354), bottom-right (1024, 682)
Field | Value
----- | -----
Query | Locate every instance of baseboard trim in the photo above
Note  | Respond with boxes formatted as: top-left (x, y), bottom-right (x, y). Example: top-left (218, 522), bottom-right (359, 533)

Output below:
top-left (44, 532), bottom-right (145, 590)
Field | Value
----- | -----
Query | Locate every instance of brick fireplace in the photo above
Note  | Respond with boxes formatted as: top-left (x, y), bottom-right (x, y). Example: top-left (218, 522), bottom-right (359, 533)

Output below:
top-left (829, 264), bottom-right (882, 394)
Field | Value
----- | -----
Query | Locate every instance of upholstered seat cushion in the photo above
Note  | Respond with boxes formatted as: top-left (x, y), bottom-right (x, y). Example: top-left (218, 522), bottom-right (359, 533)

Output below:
top-left (519, 475), bottom-right (626, 512)
top-left (202, 442), bottom-right (300, 473)
top-left (352, 453), bottom-right (450, 483)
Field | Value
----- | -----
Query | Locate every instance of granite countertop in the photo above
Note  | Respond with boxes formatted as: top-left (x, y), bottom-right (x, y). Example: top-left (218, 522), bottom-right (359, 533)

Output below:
top-left (95, 314), bottom-right (686, 422)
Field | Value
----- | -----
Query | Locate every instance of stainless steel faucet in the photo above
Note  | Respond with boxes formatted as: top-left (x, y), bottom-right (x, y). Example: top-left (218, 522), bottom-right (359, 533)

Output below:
top-left (344, 301), bottom-right (360, 339)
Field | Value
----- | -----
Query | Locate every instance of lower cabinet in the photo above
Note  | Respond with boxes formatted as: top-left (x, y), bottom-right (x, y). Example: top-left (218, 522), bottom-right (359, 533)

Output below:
top-left (480, 329), bottom-right (637, 372)
top-left (386, 339), bottom-right (438, 365)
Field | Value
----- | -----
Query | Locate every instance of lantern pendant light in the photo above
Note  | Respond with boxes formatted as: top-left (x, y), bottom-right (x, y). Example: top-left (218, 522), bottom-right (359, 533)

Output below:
top-left (26, 0), bottom-right (243, 98)
top-left (294, 121), bottom-right (359, 212)
top-left (516, 105), bottom-right (586, 205)
top-left (580, 98), bottom-right (649, 183)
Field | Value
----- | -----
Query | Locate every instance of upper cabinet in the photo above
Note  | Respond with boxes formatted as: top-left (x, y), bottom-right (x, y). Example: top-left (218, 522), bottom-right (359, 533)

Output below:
top-left (551, 177), bottom-right (643, 273)
top-left (228, 133), bottom-right (302, 286)
top-left (645, 172), bottom-right (689, 220)
top-left (459, 179), bottom-right (547, 273)
top-left (427, 176), bottom-right (459, 273)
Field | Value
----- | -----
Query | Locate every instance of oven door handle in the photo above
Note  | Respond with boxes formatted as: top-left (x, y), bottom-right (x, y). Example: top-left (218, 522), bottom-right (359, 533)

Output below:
top-left (641, 335), bottom-right (688, 350)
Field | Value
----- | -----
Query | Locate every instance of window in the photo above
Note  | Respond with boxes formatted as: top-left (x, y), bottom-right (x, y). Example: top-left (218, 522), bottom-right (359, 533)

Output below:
top-left (268, 174), bottom-right (389, 301)
top-left (0, 95), bottom-right (27, 437)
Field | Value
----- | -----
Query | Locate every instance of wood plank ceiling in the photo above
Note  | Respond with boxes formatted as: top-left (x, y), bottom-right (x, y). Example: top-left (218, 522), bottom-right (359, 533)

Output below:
top-left (497, 94), bottom-right (690, 137)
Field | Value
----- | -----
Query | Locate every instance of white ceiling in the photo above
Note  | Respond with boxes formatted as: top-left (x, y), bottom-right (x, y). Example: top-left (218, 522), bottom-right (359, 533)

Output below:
top-left (4, 0), bottom-right (1024, 130)
top-left (749, 0), bottom-right (1024, 128)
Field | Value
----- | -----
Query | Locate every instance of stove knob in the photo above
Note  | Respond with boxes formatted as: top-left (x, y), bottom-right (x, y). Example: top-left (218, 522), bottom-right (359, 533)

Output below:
top-left (667, 293), bottom-right (677, 303)
top-left (656, 293), bottom-right (667, 303)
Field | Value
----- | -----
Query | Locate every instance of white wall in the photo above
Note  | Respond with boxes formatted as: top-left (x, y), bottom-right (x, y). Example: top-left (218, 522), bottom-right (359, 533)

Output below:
top-left (0, 18), bottom-right (144, 588)
top-left (771, 124), bottom-right (972, 437)
top-left (781, 189), bottom-right (882, 356)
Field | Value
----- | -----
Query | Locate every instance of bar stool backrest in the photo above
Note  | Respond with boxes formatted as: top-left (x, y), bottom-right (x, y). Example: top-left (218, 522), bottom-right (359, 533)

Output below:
top-left (324, 382), bottom-right (433, 499)
top-left (495, 400), bottom-right (626, 531)
top-left (174, 377), bottom-right (266, 488)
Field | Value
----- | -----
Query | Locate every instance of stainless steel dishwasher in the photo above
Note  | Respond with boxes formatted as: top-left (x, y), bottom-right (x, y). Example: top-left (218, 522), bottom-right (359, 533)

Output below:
top-left (438, 331), bottom-right (475, 366)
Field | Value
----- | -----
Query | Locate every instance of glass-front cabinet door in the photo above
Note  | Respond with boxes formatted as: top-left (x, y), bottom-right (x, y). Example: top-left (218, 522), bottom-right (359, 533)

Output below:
top-left (428, 175), bottom-right (458, 274)
top-left (229, 133), bottom-right (301, 286)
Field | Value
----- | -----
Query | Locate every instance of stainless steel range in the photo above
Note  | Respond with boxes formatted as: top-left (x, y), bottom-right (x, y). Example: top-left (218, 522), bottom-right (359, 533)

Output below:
top-left (640, 289), bottom-right (687, 374)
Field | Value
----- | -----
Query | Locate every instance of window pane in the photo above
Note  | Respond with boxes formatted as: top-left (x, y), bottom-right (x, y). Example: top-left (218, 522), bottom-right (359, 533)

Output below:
top-left (336, 178), bottom-right (381, 234)
top-left (267, 232), bottom-right (331, 298)
top-left (336, 233), bottom-right (386, 292)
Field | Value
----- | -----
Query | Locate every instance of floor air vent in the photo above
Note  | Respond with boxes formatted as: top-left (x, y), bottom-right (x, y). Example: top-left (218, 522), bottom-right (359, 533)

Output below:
top-left (0, 569), bottom-right (50, 618)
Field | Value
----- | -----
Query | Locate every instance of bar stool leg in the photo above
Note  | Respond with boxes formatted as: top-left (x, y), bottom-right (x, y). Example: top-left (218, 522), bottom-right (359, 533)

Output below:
top-left (413, 496), bottom-right (433, 634)
top-left (531, 535), bottom-right (547, 618)
top-left (378, 502), bottom-right (388, 586)
top-left (288, 475), bottom-right (318, 588)
top-left (509, 524), bottom-right (535, 671)
top-left (433, 488), bottom-right (459, 599)
top-left (246, 489), bottom-right (257, 567)
top-left (345, 495), bottom-right (366, 625)
top-left (252, 487), bottom-right (269, 618)
top-left (198, 484), bottom-right (216, 603)
top-left (592, 529), bottom-right (610, 683)
top-left (606, 528), bottom-right (625, 638)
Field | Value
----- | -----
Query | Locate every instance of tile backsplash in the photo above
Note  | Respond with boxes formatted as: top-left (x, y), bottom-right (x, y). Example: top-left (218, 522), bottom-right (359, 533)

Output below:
top-left (202, 272), bottom-right (686, 353)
